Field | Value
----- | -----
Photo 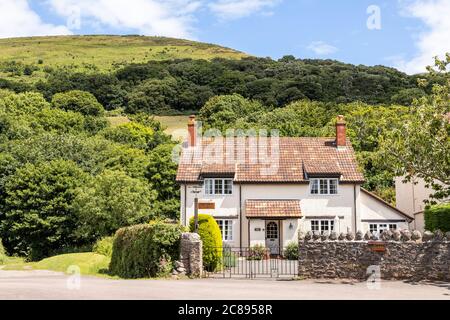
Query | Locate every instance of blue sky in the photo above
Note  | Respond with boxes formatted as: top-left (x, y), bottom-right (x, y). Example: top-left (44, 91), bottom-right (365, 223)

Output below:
top-left (1, 0), bottom-right (449, 74)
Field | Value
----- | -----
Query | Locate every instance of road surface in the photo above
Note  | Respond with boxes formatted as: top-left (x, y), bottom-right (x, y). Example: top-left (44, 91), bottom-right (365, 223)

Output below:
top-left (0, 270), bottom-right (449, 300)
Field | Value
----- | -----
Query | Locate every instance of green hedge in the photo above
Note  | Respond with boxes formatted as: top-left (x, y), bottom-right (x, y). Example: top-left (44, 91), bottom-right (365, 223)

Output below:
top-left (425, 203), bottom-right (450, 232)
top-left (189, 214), bottom-right (222, 271)
top-left (93, 236), bottom-right (114, 258)
top-left (0, 239), bottom-right (6, 264)
top-left (109, 222), bottom-right (183, 278)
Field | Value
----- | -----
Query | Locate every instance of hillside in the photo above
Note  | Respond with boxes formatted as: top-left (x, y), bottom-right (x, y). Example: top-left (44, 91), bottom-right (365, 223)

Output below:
top-left (0, 35), bottom-right (248, 83)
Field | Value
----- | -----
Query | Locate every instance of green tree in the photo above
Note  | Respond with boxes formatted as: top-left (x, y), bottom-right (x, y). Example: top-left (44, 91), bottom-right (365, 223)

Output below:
top-left (381, 55), bottom-right (450, 201)
top-left (74, 170), bottom-right (152, 241)
top-left (146, 144), bottom-right (180, 219)
top-left (198, 94), bottom-right (265, 132)
top-left (51, 90), bottom-right (105, 116)
top-left (102, 122), bottom-right (155, 151)
top-left (0, 160), bottom-right (88, 260)
top-left (126, 78), bottom-right (178, 114)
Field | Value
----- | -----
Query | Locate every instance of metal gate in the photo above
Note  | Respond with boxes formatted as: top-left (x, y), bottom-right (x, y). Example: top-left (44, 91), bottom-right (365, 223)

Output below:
top-left (204, 246), bottom-right (298, 278)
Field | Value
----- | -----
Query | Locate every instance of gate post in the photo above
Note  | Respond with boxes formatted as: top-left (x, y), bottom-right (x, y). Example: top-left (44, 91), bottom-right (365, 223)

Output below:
top-left (180, 233), bottom-right (203, 278)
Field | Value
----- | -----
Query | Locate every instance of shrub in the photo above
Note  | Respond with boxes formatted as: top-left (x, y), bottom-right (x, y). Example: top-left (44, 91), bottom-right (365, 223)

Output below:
top-left (93, 236), bottom-right (114, 258)
top-left (51, 90), bottom-right (105, 116)
top-left (189, 214), bottom-right (222, 271)
top-left (109, 222), bottom-right (183, 278)
top-left (0, 239), bottom-right (6, 264)
top-left (425, 203), bottom-right (450, 232)
top-left (247, 244), bottom-right (267, 260)
top-left (284, 241), bottom-right (299, 260)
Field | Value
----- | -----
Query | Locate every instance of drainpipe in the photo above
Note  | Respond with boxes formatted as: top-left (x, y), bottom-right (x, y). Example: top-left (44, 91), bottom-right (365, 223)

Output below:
top-left (183, 184), bottom-right (187, 227)
top-left (353, 184), bottom-right (357, 233)
top-left (239, 184), bottom-right (242, 250)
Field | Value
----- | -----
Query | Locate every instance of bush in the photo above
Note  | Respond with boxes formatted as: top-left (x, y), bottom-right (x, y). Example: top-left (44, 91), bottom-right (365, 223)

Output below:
top-left (284, 242), bottom-right (299, 260)
top-left (189, 214), bottom-right (222, 271)
top-left (247, 244), bottom-right (267, 260)
top-left (109, 222), bottom-right (183, 278)
top-left (93, 236), bottom-right (114, 257)
top-left (0, 239), bottom-right (6, 264)
top-left (51, 90), bottom-right (105, 116)
top-left (425, 203), bottom-right (450, 232)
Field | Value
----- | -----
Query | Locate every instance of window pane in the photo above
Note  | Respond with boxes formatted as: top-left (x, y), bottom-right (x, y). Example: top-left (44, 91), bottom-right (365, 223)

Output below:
top-left (330, 220), bottom-right (335, 231)
top-left (214, 179), bottom-right (223, 194)
top-left (224, 179), bottom-right (233, 195)
top-left (329, 179), bottom-right (338, 194)
top-left (225, 220), bottom-right (233, 240)
top-left (311, 220), bottom-right (319, 231)
top-left (310, 180), bottom-right (318, 194)
top-left (389, 224), bottom-right (397, 230)
top-left (369, 224), bottom-right (377, 233)
top-left (320, 179), bottom-right (328, 194)
top-left (205, 179), bottom-right (213, 195)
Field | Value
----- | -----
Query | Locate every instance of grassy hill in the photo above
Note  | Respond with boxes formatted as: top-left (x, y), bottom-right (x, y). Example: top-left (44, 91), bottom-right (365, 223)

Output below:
top-left (0, 35), bottom-right (248, 83)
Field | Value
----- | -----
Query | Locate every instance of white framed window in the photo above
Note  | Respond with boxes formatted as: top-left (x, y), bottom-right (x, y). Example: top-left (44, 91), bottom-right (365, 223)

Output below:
top-left (369, 223), bottom-right (397, 235)
top-left (310, 179), bottom-right (339, 195)
top-left (310, 219), bottom-right (335, 233)
top-left (204, 178), bottom-right (233, 195)
top-left (216, 219), bottom-right (233, 241)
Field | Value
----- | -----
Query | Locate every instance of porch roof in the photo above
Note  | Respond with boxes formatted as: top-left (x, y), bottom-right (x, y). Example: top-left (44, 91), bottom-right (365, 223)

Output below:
top-left (245, 199), bottom-right (302, 218)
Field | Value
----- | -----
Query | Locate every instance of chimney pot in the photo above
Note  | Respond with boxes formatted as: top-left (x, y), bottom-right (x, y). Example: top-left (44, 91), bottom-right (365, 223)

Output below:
top-left (336, 115), bottom-right (346, 148)
top-left (188, 115), bottom-right (196, 147)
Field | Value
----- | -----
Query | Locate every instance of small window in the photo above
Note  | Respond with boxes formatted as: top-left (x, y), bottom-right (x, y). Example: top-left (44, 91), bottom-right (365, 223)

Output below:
top-left (370, 223), bottom-right (398, 235)
top-left (217, 219), bottom-right (233, 241)
top-left (311, 219), bottom-right (335, 234)
top-left (204, 179), bottom-right (233, 195)
top-left (310, 179), bottom-right (339, 195)
top-left (389, 224), bottom-right (397, 230)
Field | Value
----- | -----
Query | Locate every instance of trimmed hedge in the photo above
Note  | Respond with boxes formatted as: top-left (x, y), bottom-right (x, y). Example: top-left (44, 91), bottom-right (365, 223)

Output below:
top-left (425, 203), bottom-right (450, 232)
top-left (109, 222), bottom-right (183, 278)
top-left (189, 214), bottom-right (223, 271)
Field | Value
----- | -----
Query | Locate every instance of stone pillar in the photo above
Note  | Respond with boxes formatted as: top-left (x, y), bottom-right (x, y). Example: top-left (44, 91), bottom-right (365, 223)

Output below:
top-left (180, 232), bottom-right (203, 278)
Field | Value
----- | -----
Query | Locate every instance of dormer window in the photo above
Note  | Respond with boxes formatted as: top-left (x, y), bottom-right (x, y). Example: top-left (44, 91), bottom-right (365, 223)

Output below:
top-left (310, 178), bottom-right (338, 195)
top-left (204, 178), bottom-right (233, 195)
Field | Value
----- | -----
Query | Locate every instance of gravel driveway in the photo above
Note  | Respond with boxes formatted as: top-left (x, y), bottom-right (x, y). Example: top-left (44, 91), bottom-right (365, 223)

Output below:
top-left (0, 270), bottom-right (449, 300)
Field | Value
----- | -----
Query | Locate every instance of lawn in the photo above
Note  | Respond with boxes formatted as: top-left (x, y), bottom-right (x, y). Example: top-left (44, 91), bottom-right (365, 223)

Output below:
top-left (1, 253), bottom-right (111, 278)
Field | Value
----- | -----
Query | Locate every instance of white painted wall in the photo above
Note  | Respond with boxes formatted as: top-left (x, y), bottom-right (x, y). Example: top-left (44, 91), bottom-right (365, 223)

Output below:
top-left (360, 190), bottom-right (409, 232)
top-left (180, 181), bottom-right (411, 248)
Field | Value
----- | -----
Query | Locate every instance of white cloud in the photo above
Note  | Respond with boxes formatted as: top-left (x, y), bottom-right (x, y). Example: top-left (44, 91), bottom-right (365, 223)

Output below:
top-left (307, 41), bottom-right (338, 55)
top-left (0, 0), bottom-right (71, 38)
top-left (209, 0), bottom-right (281, 20)
top-left (46, 0), bottom-right (203, 39)
top-left (395, 0), bottom-right (450, 74)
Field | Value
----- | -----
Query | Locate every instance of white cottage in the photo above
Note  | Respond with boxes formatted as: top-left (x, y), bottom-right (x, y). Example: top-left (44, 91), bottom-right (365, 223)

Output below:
top-left (176, 115), bottom-right (413, 253)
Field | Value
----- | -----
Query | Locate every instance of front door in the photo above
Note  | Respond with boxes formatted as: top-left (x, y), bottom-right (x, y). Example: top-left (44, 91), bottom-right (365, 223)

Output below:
top-left (265, 221), bottom-right (279, 255)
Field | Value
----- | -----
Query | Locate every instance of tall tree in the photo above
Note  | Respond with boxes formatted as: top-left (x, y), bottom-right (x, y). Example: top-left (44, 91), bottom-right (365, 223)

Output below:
top-left (381, 54), bottom-right (450, 202)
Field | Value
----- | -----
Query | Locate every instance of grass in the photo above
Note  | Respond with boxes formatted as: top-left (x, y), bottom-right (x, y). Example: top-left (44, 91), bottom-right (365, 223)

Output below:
top-left (107, 115), bottom-right (189, 141)
top-left (1, 252), bottom-right (112, 278)
top-left (0, 35), bottom-right (247, 83)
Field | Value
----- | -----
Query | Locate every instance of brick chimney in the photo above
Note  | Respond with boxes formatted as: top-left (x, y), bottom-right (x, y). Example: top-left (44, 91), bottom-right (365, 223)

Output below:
top-left (187, 115), bottom-right (196, 147)
top-left (335, 115), bottom-right (346, 148)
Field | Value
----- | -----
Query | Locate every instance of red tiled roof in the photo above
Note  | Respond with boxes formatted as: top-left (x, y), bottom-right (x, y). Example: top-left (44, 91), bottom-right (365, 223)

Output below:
top-left (245, 199), bottom-right (302, 218)
top-left (176, 137), bottom-right (365, 183)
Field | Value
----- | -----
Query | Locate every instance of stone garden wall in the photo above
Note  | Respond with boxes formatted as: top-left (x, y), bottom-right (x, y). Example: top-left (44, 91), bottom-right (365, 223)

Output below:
top-left (298, 230), bottom-right (450, 281)
top-left (178, 232), bottom-right (203, 278)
